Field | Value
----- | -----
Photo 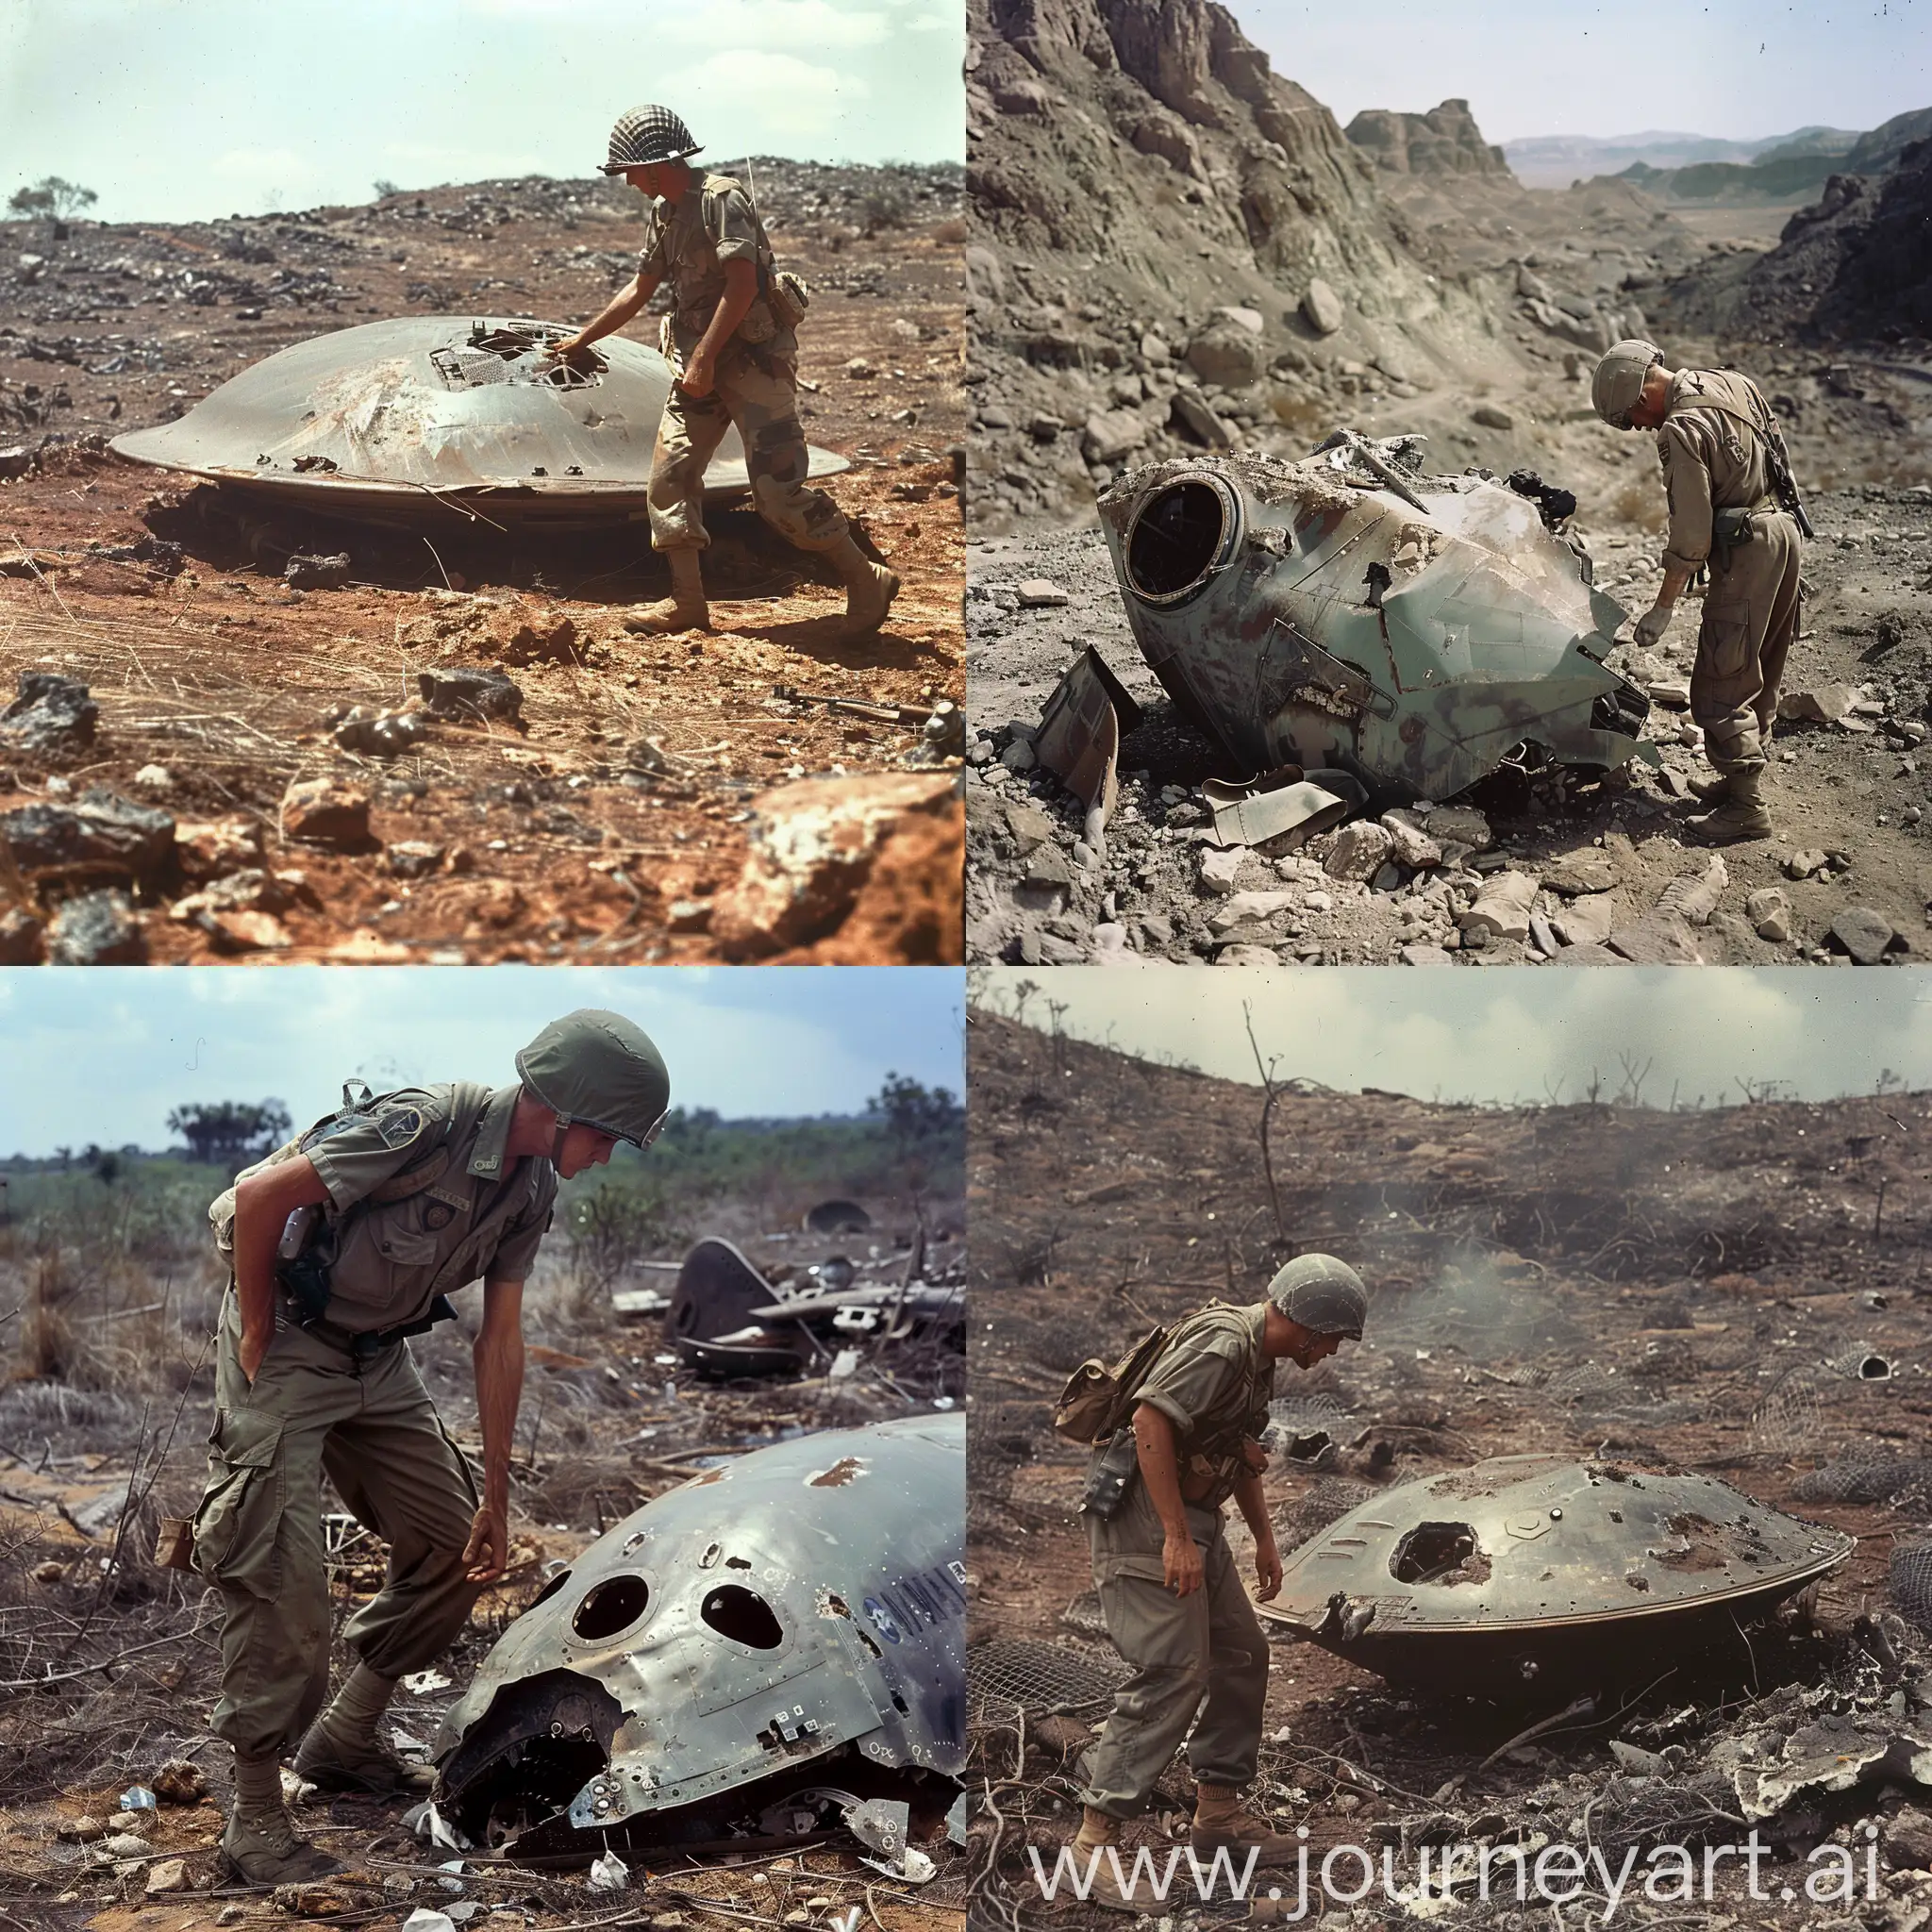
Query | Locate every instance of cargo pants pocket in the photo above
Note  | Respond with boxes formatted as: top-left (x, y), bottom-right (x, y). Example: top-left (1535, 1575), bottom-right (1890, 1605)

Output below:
top-left (1701, 612), bottom-right (1754, 682)
top-left (190, 1407), bottom-right (286, 1597)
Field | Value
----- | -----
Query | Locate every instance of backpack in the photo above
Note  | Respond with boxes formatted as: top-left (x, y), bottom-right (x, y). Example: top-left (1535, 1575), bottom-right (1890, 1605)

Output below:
top-left (1052, 1323), bottom-right (1173, 1446)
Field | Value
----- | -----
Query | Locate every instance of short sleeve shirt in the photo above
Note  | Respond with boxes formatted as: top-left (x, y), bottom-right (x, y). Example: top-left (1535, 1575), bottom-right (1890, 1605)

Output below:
top-left (638, 174), bottom-right (763, 334)
top-left (1131, 1303), bottom-right (1275, 1456)
top-left (213, 1083), bottom-right (556, 1334)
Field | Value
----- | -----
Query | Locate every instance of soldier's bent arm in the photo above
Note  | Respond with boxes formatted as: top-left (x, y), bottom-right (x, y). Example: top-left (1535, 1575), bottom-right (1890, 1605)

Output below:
top-left (230, 1154), bottom-right (330, 1382)
top-left (560, 268), bottom-right (663, 354)
top-left (465, 1274), bottom-right (527, 1583)
top-left (1132, 1403), bottom-right (1206, 1597)
top-left (687, 257), bottom-right (758, 380)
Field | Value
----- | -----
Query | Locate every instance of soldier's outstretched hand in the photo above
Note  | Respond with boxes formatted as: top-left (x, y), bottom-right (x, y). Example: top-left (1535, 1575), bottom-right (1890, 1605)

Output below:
top-left (1163, 1528), bottom-right (1206, 1597)
top-left (1254, 1540), bottom-right (1284, 1603)
top-left (1633, 603), bottom-right (1673, 650)
top-left (463, 1504), bottom-right (509, 1583)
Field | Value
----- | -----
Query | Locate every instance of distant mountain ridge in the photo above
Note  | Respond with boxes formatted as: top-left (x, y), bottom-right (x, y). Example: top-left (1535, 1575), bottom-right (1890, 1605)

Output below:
top-left (1503, 124), bottom-right (1860, 190)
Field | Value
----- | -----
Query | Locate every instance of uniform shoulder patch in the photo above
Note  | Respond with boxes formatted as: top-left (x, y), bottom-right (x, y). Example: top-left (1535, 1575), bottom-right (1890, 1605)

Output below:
top-left (377, 1107), bottom-right (427, 1151)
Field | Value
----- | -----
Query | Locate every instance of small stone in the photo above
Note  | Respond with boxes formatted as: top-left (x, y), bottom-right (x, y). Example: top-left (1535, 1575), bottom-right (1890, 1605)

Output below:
top-left (1380, 809), bottom-right (1441, 869)
top-left (150, 1758), bottom-right (208, 1805)
top-left (1541, 851), bottom-right (1617, 895)
top-left (47, 890), bottom-right (145, 965)
top-left (1208, 890), bottom-right (1298, 933)
top-left (1830, 907), bottom-right (1895, 965)
top-left (496, 607), bottom-right (579, 665)
top-left (1002, 800), bottom-right (1056, 855)
top-left (667, 897), bottom-right (713, 934)
top-left (1885, 1805), bottom-right (1932, 1872)
top-left (1473, 404), bottom-right (1514, 431)
top-left (145, 1857), bottom-right (188, 1895)
top-left (1213, 304), bottom-right (1265, 335)
top-left (1081, 408), bottom-right (1148, 465)
top-left (1198, 846), bottom-right (1246, 895)
top-left (1607, 916), bottom-right (1705, 965)
top-left (1301, 278), bottom-right (1343, 334)
top-left (201, 908), bottom-right (293, 953)
top-left (1745, 885), bottom-right (1791, 937)
top-left (417, 666), bottom-right (525, 725)
top-left (1551, 893), bottom-right (1616, 947)
top-left (1071, 839), bottom-right (1098, 870)
top-left (1325, 820), bottom-right (1393, 882)
top-left (1779, 686), bottom-right (1855, 724)
top-left (386, 839), bottom-right (445, 879)
top-left (1015, 578), bottom-right (1069, 608)
top-left (283, 551), bottom-right (351, 591)
top-left (998, 738), bottom-right (1037, 774)
top-left (175, 816), bottom-right (263, 880)
top-left (1656, 853), bottom-right (1727, 926)
top-left (281, 774), bottom-right (372, 850)
top-left (1215, 942), bottom-right (1282, 966)
top-left (55, 1816), bottom-right (107, 1842)
top-left (1, 788), bottom-right (174, 879)
top-left (1399, 942), bottom-right (1454, 966)
top-left (1423, 805), bottom-right (1491, 851)
top-left (1529, 911), bottom-right (1560, 956)
top-left (101, 1834), bottom-right (152, 1859)
top-left (1785, 847), bottom-right (1830, 879)
top-left (333, 707), bottom-right (428, 758)
top-left (1459, 870), bottom-right (1537, 942)
top-left (132, 762), bottom-right (173, 791)
top-left (1185, 325), bottom-right (1264, 387)
top-left (1171, 389), bottom-right (1234, 447)
top-left (1140, 912), bottom-right (1174, 945)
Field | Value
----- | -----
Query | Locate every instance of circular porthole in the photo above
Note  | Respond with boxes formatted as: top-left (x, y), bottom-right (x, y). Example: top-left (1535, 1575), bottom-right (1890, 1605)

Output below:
top-left (1124, 475), bottom-right (1241, 605)
top-left (572, 1574), bottom-right (649, 1641)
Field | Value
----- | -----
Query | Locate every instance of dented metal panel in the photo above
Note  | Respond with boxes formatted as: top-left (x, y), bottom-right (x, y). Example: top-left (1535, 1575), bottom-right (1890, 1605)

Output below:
top-left (1096, 448), bottom-right (1657, 800)
top-left (1260, 1455), bottom-right (1853, 1697)
top-left (110, 316), bottom-right (849, 532)
top-left (434, 1414), bottom-right (965, 1853)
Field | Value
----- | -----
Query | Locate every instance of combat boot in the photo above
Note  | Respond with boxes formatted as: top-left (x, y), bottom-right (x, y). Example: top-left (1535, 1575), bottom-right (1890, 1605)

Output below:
top-left (1067, 1807), bottom-right (1141, 1914)
top-left (1191, 1782), bottom-right (1302, 1867)
top-left (1685, 770), bottom-right (1731, 805)
top-left (1690, 764), bottom-right (1774, 844)
top-left (624, 547), bottom-right (709, 635)
top-left (824, 531), bottom-right (901, 639)
top-left (218, 1751), bottom-right (343, 1886)
top-left (292, 1719), bottom-right (437, 1796)
top-left (293, 1661), bottom-right (438, 1797)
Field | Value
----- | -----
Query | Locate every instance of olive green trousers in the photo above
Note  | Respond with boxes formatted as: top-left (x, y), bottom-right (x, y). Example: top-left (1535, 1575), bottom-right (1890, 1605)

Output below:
top-left (1690, 511), bottom-right (1803, 773)
top-left (1079, 1481), bottom-right (1271, 1817)
top-left (192, 1288), bottom-right (483, 1758)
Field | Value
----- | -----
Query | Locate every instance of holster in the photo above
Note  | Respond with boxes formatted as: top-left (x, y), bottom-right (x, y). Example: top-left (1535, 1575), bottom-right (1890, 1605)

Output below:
top-left (1081, 1426), bottom-right (1140, 1520)
top-left (1711, 506), bottom-right (1756, 574)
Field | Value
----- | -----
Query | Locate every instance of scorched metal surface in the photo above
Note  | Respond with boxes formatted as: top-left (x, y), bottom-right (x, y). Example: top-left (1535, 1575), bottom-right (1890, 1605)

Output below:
top-left (1096, 446), bottom-right (1657, 800)
top-left (1259, 1455), bottom-right (1853, 1697)
top-left (434, 1412), bottom-right (964, 1853)
top-left (109, 316), bottom-right (850, 531)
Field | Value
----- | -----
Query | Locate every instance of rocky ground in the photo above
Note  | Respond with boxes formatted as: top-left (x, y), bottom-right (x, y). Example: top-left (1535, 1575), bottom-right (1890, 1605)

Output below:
top-left (0, 1188), bottom-right (966, 1931)
top-left (967, 1009), bottom-right (1932, 1927)
top-left (963, 0), bottom-right (1931, 967)
top-left (0, 161), bottom-right (967, 964)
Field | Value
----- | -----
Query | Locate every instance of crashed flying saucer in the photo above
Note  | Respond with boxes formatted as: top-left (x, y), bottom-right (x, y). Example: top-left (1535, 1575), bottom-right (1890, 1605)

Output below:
top-left (1259, 1455), bottom-right (1853, 1698)
top-left (434, 1413), bottom-right (965, 1857)
top-left (110, 315), bottom-right (850, 532)
top-left (1097, 443), bottom-right (1657, 801)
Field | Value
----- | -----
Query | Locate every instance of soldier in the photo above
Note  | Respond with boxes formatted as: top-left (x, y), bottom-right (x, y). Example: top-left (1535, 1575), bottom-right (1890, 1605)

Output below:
top-left (552, 106), bottom-right (899, 641)
top-left (1069, 1256), bottom-right (1368, 1911)
top-left (1592, 340), bottom-right (1808, 843)
top-left (193, 1010), bottom-right (671, 1885)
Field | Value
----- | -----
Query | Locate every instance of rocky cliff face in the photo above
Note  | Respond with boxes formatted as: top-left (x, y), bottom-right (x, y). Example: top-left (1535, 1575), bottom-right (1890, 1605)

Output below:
top-left (1345, 100), bottom-right (1510, 177)
top-left (966, 0), bottom-right (1500, 525)
top-left (1658, 142), bottom-right (1932, 345)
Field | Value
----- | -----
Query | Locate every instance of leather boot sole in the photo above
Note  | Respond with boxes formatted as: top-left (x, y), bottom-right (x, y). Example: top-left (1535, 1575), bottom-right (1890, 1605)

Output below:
top-left (842, 566), bottom-right (901, 639)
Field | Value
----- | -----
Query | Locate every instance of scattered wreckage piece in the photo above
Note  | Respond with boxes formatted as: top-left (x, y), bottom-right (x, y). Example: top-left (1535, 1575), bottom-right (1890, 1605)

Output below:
top-left (1091, 442), bottom-right (1657, 802)
top-left (1258, 1455), bottom-right (1853, 1699)
top-left (433, 1414), bottom-right (965, 1860)
top-left (662, 1236), bottom-right (961, 1378)
top-left (1201, 766), bottom-right (1362, 853)
top-left (804, 1199), bottom-right (873, 1236)
top-left (1033, 648), bottom-right (1142, 853)
top-left (110, 316), bottom-right (850, 534)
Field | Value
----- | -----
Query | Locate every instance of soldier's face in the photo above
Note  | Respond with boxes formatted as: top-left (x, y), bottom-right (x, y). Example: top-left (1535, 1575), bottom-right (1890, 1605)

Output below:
top-left (556, 1124), bottom-right (620, 1177)
top-left (1272, 1315), bottom-right (1344, 1370)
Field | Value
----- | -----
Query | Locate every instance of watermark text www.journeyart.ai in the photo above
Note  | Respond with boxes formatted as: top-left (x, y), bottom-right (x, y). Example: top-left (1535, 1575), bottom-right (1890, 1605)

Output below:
top-left (1027, 1827), bottom-right (1882, 1920)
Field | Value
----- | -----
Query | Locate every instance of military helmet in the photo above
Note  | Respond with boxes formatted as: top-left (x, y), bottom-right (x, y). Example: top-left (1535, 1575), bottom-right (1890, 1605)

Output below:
top-left (600, 104), bottom-right (702, 175)
top-left (1592, 338), bottom-right (1666, 429)
top-left (1267, 1253), bottom-right (1367, 1340)
top-left (517, 1010), bottom-right (671, 1148)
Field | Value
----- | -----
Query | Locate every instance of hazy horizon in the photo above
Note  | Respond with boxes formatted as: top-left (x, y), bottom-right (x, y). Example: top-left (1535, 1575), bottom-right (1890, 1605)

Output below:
top-left (0, 0), bottom-right (964, 227)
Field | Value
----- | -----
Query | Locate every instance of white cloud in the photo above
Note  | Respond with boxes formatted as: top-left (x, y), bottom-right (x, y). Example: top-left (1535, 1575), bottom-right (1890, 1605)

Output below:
top-left (649, 0), bottom-right (890, 51)
top-left (674, 50), bottom-right (870, 143)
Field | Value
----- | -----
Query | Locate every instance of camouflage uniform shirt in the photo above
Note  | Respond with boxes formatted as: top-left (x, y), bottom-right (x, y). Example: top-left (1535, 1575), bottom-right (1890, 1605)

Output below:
top-left (1127, 1302), bottom-right (1276, 1512)
top-left (638, 174), bottom-right (766, 343)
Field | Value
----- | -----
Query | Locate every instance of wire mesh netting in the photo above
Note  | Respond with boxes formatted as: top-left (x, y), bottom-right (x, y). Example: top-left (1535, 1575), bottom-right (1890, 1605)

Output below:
top-left (1749, 1366), bottom-right (1825, 1457)
top-left (969, 1640), bottom-right (1127, 1721)
top-left (1274, 1474), bottom-right (1378, 1549)
top-left (1891, 1541), bottom-right (1932, 1634)
top-left (1793, 1456), bottom-right (1932, 1506)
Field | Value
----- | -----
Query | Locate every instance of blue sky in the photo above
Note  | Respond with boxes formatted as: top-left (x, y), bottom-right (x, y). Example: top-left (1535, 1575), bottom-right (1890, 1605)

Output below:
top-left (0, 0), bottom-right (964, 225)
top-left (0, 967), bottom-right (964, 1155)
top-left (1242, 0), bottom-right (1928, 145)
top-left (974, 970), bottom-right (1932, 1108)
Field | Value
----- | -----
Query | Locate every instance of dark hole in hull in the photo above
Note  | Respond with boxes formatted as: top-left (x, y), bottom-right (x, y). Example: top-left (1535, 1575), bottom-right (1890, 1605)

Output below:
top-left (1390, 1521), bottom-right (1483, 1585)
top-left (702, 1584), bottom-right (785, 1649)
top-left (574, 1574), bottom-right (650, 1641)
top-left (1127, 482), bottom-right (1225, 598)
